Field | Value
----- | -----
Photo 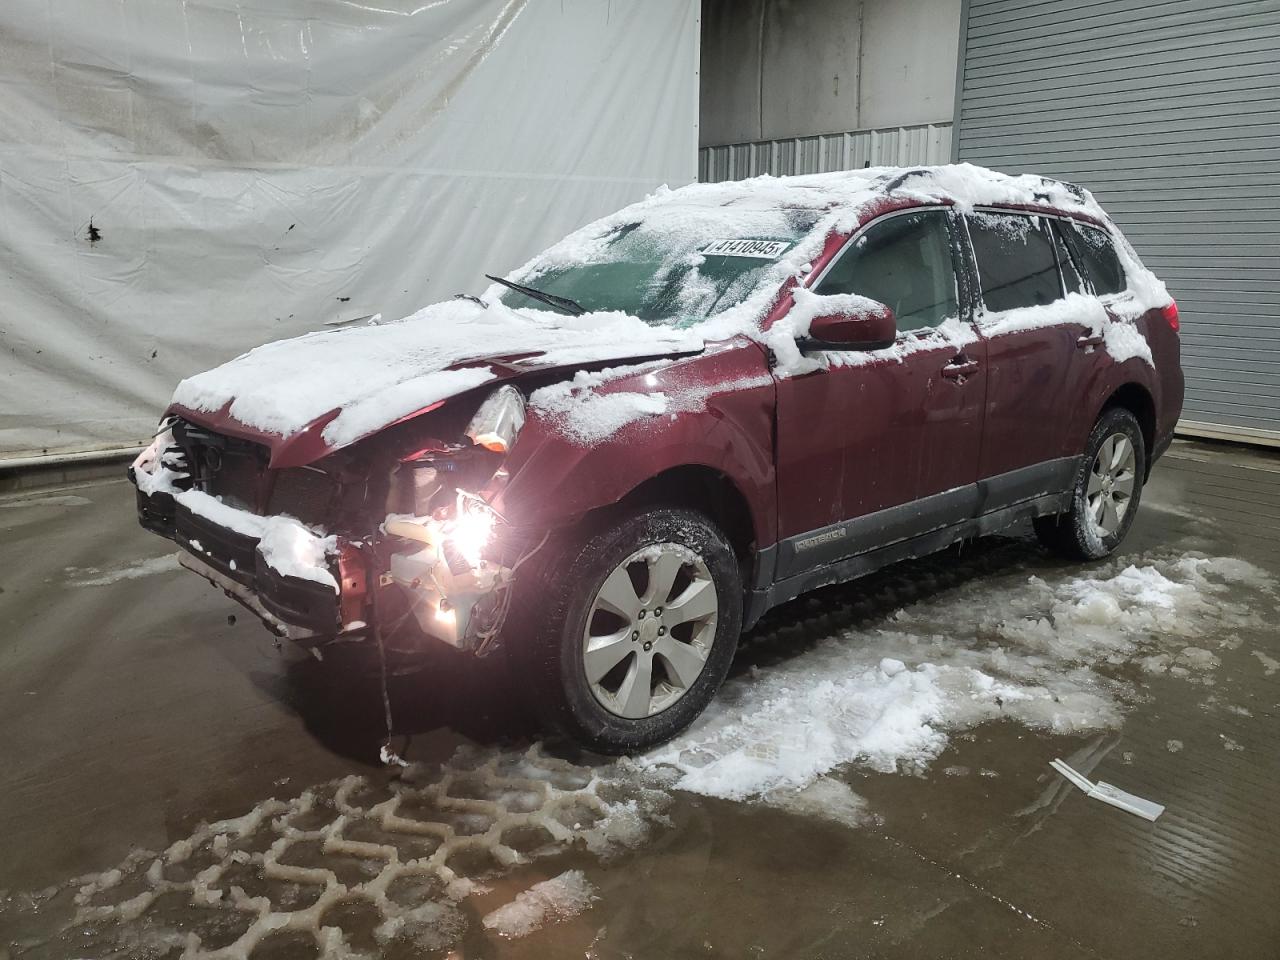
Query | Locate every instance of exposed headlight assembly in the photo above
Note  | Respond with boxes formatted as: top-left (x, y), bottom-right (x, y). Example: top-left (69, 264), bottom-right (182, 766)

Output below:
top-left (131, 418), bottom-right (177, 475)
top-left (464, 385), bottom-right (525, 453)
top-left (130, 418), bottom-right (188, 496)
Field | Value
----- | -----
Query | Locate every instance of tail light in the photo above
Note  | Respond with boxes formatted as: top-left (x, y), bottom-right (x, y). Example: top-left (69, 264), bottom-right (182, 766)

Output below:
top-left (1160, 301), bottom-right (1180, 332)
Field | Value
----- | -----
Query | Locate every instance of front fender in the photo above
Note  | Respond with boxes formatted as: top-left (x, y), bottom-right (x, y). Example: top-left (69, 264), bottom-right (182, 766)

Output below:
top-left (488, 340), bottom-right (777, 544)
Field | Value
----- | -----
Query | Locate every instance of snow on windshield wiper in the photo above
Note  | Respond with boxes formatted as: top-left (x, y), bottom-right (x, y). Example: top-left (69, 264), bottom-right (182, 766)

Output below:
top-left (485, 274), bottom-right (585, 317)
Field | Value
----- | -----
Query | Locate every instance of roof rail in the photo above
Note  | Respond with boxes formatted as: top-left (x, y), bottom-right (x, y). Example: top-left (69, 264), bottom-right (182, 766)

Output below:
top-left (1030, 174), bottom-right (1087, 202)
top-left (879, 167), bottom-right (932, 193)
top-left (879, 167), bottom-right (1088, 204)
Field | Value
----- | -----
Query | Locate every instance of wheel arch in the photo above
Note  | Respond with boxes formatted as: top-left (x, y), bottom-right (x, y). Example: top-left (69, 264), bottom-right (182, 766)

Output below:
top-left (1101, 382), bottom-right (1157, 478)
top-left (611, 464), bottom-right (758, 566)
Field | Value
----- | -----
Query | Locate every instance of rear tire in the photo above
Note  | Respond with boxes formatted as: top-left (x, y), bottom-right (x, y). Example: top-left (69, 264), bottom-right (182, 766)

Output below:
top-left (515, 506), bottom-right (742, 754)
top-left (1034, 407), bottom-right (1145, 561)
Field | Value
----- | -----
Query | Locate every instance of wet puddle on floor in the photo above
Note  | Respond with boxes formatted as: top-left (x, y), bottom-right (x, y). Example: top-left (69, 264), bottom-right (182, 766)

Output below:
top-left (4, 545), bottom-right (1276, 958)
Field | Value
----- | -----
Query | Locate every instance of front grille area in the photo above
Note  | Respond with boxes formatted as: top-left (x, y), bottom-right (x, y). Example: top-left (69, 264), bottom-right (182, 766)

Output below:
top-left (172, 419), bottom-right (271, 513)
top-left (268, 467), bottom-right (341, 526)
top-left (207, 451), bottom-right (263, 510)
top-left (169, 417), bottom-right (373, 534)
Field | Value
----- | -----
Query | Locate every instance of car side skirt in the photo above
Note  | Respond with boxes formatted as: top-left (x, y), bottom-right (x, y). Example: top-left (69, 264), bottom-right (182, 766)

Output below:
top-left (744, 457), bottom-right (1079, 628)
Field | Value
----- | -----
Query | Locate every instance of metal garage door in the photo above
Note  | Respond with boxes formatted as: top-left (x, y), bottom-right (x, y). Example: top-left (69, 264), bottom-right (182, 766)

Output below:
top-left (954, 0), bottom-right (1280, 446)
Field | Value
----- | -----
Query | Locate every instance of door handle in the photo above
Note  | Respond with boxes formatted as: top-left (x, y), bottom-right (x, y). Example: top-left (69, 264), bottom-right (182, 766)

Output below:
top-left (1077, 332), bottom-right (1104, 348)
top-left (942, 358), bottom-right (979, 380)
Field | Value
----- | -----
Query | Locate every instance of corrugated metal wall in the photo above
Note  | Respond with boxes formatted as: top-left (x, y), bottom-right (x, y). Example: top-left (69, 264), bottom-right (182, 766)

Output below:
top-left (955, 0), bottom-right (1280, 444)
top-left (699, 122), bottom-right (953, 182)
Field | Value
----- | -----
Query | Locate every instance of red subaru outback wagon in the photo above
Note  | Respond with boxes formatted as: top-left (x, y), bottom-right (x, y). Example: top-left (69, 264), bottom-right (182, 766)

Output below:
top-left (131, 164), bottom-right (1183, 753)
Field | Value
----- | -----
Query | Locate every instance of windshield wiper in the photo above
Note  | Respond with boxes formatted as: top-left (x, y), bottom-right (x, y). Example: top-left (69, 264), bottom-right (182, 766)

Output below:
top-left (485, 274), bottom-right (585, 316)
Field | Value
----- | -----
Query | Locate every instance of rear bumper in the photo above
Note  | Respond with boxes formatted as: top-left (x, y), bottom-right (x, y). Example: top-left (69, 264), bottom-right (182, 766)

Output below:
top-left (135, 487), bottom-right (357, 638)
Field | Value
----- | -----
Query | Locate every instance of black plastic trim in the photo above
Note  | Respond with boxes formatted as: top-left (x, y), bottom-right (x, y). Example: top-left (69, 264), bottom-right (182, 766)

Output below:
top-left (975, 457), bottom-right (1079, 515)
top-left (1151, 428), bottom-right (1174, 469)
top-left (774, 484), bottom-right (980, 581)
top-left (141, 491), bottom-right (341, 634)
top-left (759, 457), bottom-right (1081, 617)
top-left (764, 491), bottom-right (1070, 613)
top-left (174, 501), bottom-right (257, 587)
top-left (135, 487), bottom-right (177, 539)
top-left (255, 552), bottom-right (341, 634)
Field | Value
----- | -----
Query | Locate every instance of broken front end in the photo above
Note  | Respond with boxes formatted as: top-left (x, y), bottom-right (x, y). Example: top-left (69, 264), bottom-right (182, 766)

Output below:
top-left (129, 386), bottom-right (540, 655)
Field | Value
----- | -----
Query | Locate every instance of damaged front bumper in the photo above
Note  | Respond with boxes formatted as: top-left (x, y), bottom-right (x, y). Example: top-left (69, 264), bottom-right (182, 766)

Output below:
top-left (135, 485), bottom-right (367, 641)
top-left (128, 413), bottom-right (526, 652)
top-left (132, 483), bottom-right (514, 652)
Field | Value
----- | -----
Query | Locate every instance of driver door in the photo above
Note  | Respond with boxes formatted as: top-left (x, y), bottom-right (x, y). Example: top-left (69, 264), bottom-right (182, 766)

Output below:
top-left (772, 207), bottom-right (986, 581)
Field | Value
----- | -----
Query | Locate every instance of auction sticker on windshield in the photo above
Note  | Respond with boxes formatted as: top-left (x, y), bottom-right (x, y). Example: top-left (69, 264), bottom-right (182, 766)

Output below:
top-left (701, 238), bottom-right (791, 259)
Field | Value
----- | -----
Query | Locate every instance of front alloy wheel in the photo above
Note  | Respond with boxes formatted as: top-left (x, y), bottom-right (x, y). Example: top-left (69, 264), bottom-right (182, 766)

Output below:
top-left (583, 543), bottom-right (718, 719)
top-left (519, 506), bottom-right (742, 754)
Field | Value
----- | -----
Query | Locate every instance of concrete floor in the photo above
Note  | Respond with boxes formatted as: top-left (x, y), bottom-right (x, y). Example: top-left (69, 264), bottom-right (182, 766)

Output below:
top-left (2, 440), bottom-right (1278, 959)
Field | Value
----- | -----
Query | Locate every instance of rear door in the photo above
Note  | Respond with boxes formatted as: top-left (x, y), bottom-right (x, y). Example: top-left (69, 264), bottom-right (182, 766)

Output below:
top-left (772, 207), bottom-right (987, 580)
top-left (963, 210), bottom-right (1094, 505)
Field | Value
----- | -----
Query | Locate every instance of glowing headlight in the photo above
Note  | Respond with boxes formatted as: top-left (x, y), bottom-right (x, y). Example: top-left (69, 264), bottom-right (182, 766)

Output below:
top-left (464, 385), bottom-right (525, 453)
top-left (441, 494), bottom-right (499, 572)
top-left (446, 509), bottom-right (494, 570)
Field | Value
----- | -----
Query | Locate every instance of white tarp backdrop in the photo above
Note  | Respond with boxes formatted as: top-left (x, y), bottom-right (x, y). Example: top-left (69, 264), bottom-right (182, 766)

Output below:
top-left (0, 0), bottom-right (699, 459)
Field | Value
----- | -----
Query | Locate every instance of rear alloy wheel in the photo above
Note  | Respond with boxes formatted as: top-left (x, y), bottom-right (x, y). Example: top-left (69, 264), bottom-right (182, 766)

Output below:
top-left (1034, 407), bottom-right (1146, 561)
top-left (1085, 432), bottom-right (1138, 539)
top-left (520, 507), bottom-right (742, 754)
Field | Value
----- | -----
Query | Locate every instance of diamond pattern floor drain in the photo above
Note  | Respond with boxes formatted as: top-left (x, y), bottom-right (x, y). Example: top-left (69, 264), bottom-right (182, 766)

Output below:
top-left (13, 746), bottom-right (668, 959)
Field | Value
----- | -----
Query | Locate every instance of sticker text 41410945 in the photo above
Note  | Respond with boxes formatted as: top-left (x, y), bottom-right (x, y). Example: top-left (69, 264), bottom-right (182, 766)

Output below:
top-left (701, 238), bottom-right (790, 259)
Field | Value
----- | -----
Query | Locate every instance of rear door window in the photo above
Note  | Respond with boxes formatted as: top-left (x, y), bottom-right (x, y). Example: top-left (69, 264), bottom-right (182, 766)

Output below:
top-left (1066, 222), bottom-right (1127, 295)
top-left (814, 209), bottom-right (958, 332)
top-left (966, 212), bottom-right (1062, 312)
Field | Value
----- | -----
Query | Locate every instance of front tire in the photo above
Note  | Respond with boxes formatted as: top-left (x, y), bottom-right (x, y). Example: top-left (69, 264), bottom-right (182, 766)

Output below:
top-left (1034, 407), bottom-right (1145, 561)
top-left (518, 506), bottom-right (742, 754)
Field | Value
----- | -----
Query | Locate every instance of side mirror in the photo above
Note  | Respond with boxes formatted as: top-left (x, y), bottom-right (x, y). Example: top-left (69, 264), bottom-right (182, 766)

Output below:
top-left (806, 298), bottom-right (897, 349)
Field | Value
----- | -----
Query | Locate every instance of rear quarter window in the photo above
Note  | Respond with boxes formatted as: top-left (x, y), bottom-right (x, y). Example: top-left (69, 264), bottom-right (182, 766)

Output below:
top-left (965, 212), bottom-right (1062, 312)
top-left (1067, 222), bottom-right (1127, 296)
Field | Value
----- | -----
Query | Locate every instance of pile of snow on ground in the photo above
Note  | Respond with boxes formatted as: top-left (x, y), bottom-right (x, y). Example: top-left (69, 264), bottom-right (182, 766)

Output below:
top-left (67, 553), bottom-right (180, 587)
top-left (641, 552), bottom-right (1274, 800)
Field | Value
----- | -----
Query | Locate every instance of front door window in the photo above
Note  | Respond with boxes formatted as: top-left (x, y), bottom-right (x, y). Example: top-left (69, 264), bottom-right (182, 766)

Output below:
top-left (814, 210), bottom-right (959, 332)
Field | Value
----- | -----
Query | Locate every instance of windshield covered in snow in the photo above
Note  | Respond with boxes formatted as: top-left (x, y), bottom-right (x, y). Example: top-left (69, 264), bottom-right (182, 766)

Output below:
top-left (497, 206), bottom-right (826, 326)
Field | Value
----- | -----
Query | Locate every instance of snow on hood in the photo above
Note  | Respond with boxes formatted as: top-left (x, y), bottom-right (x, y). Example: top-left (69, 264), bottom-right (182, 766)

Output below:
top-left (172, 298), bottom-right (702, 450)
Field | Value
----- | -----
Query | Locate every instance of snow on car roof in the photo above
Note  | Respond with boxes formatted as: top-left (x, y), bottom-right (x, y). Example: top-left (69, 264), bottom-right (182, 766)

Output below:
top-left (577, 163), bottom-right (1097, 219)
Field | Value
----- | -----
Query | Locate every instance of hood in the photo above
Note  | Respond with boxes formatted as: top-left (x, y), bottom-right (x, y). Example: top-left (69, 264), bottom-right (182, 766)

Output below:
top-left (169, 298), bottom-right (705, 467)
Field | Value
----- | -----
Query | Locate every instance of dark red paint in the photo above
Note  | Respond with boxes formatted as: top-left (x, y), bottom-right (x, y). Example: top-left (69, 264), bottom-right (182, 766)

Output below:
top-left (166, 196), bottom-right (1183, 611)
